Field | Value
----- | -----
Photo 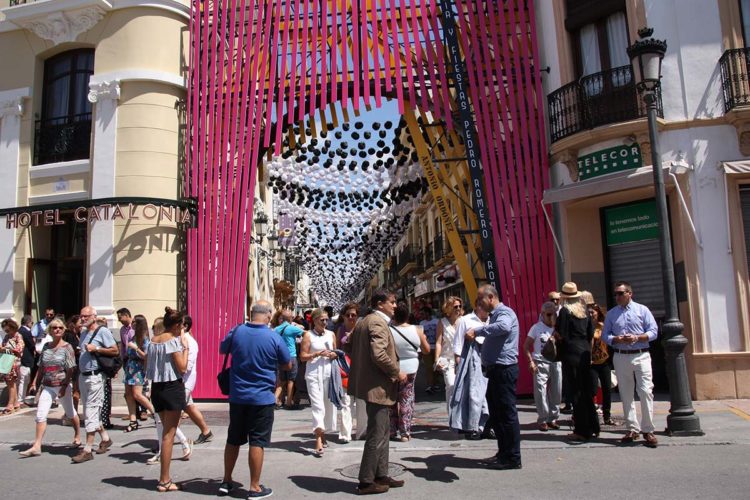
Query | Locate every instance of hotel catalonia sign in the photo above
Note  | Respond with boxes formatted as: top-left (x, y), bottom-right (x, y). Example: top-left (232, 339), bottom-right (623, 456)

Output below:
top-left (577, 144), bottom-right (643, 181)
top-left (4, 201), bottom-right (194, 229)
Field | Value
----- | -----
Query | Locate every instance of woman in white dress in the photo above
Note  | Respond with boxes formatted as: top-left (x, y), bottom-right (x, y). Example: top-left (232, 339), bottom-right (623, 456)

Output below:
top-left (299, 308), bottom-right (339, 457)
top-left (434, 296), bottom-right (463, 409)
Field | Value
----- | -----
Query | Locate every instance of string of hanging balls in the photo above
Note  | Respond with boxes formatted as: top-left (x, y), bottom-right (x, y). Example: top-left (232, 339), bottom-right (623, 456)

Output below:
top-left (267, 114), bottom-right (429, 307)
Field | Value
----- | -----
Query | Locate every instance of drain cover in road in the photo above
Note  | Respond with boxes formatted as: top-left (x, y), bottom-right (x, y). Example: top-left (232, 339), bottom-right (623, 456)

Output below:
top-left (339, 462), bottom-right (407, 479)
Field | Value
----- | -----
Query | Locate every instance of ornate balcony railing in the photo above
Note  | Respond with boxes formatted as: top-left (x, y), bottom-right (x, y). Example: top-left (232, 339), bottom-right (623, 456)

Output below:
top-left (9, 1), bottom-right (31, 6)
top-left (396, 245), bottom-right (415, 273)
top-left (547, 65), bottom-right (662, 143)
top-left (720, 48), bottom-right (750, 112)
top-left (34, 113), bottom-right (92, 165)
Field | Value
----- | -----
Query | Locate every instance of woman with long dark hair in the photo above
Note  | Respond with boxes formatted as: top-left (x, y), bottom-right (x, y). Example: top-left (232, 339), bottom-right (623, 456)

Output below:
top-left (145, 307), bottom-right (190, 492)
top-left (123, 315), bottom-right (155, 432)
top-left (589, 303), bottom-right (615, 425)
top-left (389, 302), bottom-right (430, 441)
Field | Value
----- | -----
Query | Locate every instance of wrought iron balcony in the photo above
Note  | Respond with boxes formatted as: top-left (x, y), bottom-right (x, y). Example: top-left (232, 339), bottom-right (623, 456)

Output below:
top-left (720, 48), bottom-right (750, 112)
top-left (34, 113), bottom-right (92, 165)
top-left (397, 245), bottom-right (416, 274)
top-left (547, 65), bottom-right (662, 143)
top-left (9, 0), bottom-right (31, 5)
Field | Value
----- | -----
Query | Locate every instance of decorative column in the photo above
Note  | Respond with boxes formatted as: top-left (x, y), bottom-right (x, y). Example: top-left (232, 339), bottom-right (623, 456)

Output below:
top-left (86, 80), bottom-right (120, 325)
top-left (0, 89), bottom-right (29, 320)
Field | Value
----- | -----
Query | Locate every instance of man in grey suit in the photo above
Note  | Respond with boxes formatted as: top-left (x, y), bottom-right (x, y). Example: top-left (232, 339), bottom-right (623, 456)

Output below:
top-left (347, 288), bottom-right (406, 495)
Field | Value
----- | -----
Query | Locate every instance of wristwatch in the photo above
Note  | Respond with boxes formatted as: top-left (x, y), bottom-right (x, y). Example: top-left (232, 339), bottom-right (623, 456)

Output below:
top-left (95, 345), bottom-right (100, 352)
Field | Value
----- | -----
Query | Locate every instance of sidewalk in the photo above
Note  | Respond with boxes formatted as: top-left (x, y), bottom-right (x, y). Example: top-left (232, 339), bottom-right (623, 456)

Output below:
top-left (1, 396), bottom-right (749, 499)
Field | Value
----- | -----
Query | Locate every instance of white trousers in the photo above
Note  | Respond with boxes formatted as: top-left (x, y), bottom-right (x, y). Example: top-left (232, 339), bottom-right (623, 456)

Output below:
top-left (337, 393), bottom-right (353, 441)
top-left (533, 361), bottom-right (562, 424)
top-left (16, 365), bottom-right (30, 401)
top-left (355, 398), bottom-right (368, 439)
top-left (79, 373), bottom-right (104, 433)
top-left (441, 358), bottom-right (456, 411)
top-left (613, 352), bottom-right (655, 433)
top-left (306, 372), bottom-right (337, 433)
top-left (36, 384), bottom-right (76, 423)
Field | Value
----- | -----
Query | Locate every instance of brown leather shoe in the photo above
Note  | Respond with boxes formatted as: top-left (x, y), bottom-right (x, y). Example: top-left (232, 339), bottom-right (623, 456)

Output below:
top-left (620, 431), bottom-right (640, 444)
top-left (547, 421), bottom-right (561, 430)
top-left (71, 450), bottom-right (94, 464)
top-left (643, 432), bottom-right (658, 448)
top-left (96, 439), bottom-right (113, 454)
top-left (356, 482), bottom-right (389, 495)
top-left (538, 423), bottom-right (549, 432)
top-left (375, 476), bottom-right (404, 488)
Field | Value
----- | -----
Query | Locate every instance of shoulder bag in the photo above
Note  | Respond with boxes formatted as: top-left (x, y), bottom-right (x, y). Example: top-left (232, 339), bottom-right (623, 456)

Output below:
top-left (0, 339), bottom-right (17, 375)
top-left (390, 325), bottom-right (421, 358)
top-left (217, 327), bottom-right (237, 395)
top-left (541, 333), bottom-right (560, 363)
top-left (90, 327), bottom-right (123, 378)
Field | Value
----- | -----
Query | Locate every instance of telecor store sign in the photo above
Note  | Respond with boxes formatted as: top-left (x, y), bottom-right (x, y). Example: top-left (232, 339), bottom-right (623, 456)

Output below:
top-left (578, 144), bottom-right (643, 181)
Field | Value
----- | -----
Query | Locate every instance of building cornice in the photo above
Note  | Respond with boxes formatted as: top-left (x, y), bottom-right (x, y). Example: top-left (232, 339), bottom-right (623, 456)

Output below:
top-left (89, 69), bottom-right (185, 90)
top-left (0, 0), bottom-right (189, 36)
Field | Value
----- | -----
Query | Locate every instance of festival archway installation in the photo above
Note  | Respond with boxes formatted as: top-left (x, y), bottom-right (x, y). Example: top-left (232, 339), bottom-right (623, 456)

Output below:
top-left (187, 0), bottom-right (555, 398)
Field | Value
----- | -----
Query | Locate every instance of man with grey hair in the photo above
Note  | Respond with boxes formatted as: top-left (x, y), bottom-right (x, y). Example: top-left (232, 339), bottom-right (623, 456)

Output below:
top-left (219, 300), bottom-right (292, 499)
top-left (523, 302), bottom-right (562, 431)
top-left (465, 284), bottom-right (521, 470)
top-left (72, 305), bottom-right (119, 463)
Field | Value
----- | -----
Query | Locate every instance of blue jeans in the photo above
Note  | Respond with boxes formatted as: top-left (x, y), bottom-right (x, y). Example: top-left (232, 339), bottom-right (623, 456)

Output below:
top-left (486, 364), bottom-right (521, 465)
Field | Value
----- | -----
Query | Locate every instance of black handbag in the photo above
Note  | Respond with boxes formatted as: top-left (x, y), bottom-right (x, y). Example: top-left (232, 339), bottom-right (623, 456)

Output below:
top-left (217, 329), bottom-right (235, 395)
top-left (90, 326), bottom-right (123, 378)
top-left (541, 335), bottom-right (559, 363)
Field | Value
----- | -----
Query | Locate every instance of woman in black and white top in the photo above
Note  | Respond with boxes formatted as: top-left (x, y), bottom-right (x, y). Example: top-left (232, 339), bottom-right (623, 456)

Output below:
top-left (145, 307), bottom-right (189, 492)
top-left (389, 303), bottom-right (430, 441)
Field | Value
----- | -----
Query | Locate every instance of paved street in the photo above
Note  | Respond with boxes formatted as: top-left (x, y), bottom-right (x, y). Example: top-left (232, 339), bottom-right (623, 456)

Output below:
top-left (1, 393), bottom-right (749, 499)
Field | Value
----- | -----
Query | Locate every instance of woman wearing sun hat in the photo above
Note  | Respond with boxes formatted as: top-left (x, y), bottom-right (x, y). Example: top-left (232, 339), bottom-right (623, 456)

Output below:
top-left (554, 282), bottom-right (598, 441)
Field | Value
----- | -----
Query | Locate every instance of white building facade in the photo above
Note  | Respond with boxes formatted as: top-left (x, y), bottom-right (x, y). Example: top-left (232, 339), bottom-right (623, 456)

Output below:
top-left (539, 0), bottom-right (750, 398)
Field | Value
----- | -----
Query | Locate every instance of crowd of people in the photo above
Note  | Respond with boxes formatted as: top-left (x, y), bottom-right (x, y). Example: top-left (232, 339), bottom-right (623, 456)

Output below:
top-left (0, 305), bottom-right (214, 491)
top-left (1, 278), bottom-right (661, 497)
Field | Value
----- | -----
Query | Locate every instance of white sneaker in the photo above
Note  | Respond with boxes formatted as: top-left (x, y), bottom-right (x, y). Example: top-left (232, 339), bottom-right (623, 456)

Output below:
top-left (146, 453), bottom-right (160, 465)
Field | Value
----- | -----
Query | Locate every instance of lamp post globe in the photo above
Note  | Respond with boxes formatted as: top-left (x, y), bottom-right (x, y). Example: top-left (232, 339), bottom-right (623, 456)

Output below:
top-left (627, 28), bottom-right (702, 435)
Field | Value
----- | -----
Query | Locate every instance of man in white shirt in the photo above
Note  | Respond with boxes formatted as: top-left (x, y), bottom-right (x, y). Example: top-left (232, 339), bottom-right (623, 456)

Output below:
top-left (182, 316), bottom-right (213, 444)
top-left (523, 302), bottom-right (562, 432)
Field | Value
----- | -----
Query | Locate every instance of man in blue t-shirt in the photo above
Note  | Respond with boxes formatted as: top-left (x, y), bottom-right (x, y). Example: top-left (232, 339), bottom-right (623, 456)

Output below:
top-left (273, 309), bottom-right (304, 409)
top-left (219, 300), bottom-right (291, 499)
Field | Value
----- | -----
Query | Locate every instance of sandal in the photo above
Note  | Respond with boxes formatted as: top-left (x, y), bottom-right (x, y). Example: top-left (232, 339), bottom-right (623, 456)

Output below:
top-left (68, 441), bottom-right (83, 449)
top-left (313, 448), bottom-right (324, 458)
top-left (124, 421), bottom-right (139, 433)
top-left (1, 407), bottom-right (15, 415)
top-left (156, 480), bottom-right (181, 492)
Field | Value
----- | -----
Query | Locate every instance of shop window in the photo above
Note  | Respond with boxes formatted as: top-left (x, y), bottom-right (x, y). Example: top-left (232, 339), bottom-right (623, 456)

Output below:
top-left (35, 49), bottom-right (95, 165)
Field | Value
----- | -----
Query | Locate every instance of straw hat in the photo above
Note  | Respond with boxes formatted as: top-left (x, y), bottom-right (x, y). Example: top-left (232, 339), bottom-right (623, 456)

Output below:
top-left (560, 282), bottom-right (582, 298)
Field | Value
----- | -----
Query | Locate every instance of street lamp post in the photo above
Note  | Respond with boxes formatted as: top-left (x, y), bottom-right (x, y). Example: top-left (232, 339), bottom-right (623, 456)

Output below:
top-left (627, 28), bottom-right (702, 435)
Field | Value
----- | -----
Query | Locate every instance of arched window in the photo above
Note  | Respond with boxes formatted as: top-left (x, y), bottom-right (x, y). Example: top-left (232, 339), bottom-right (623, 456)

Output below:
top-left (34, 49), bottom-right (94, 165)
